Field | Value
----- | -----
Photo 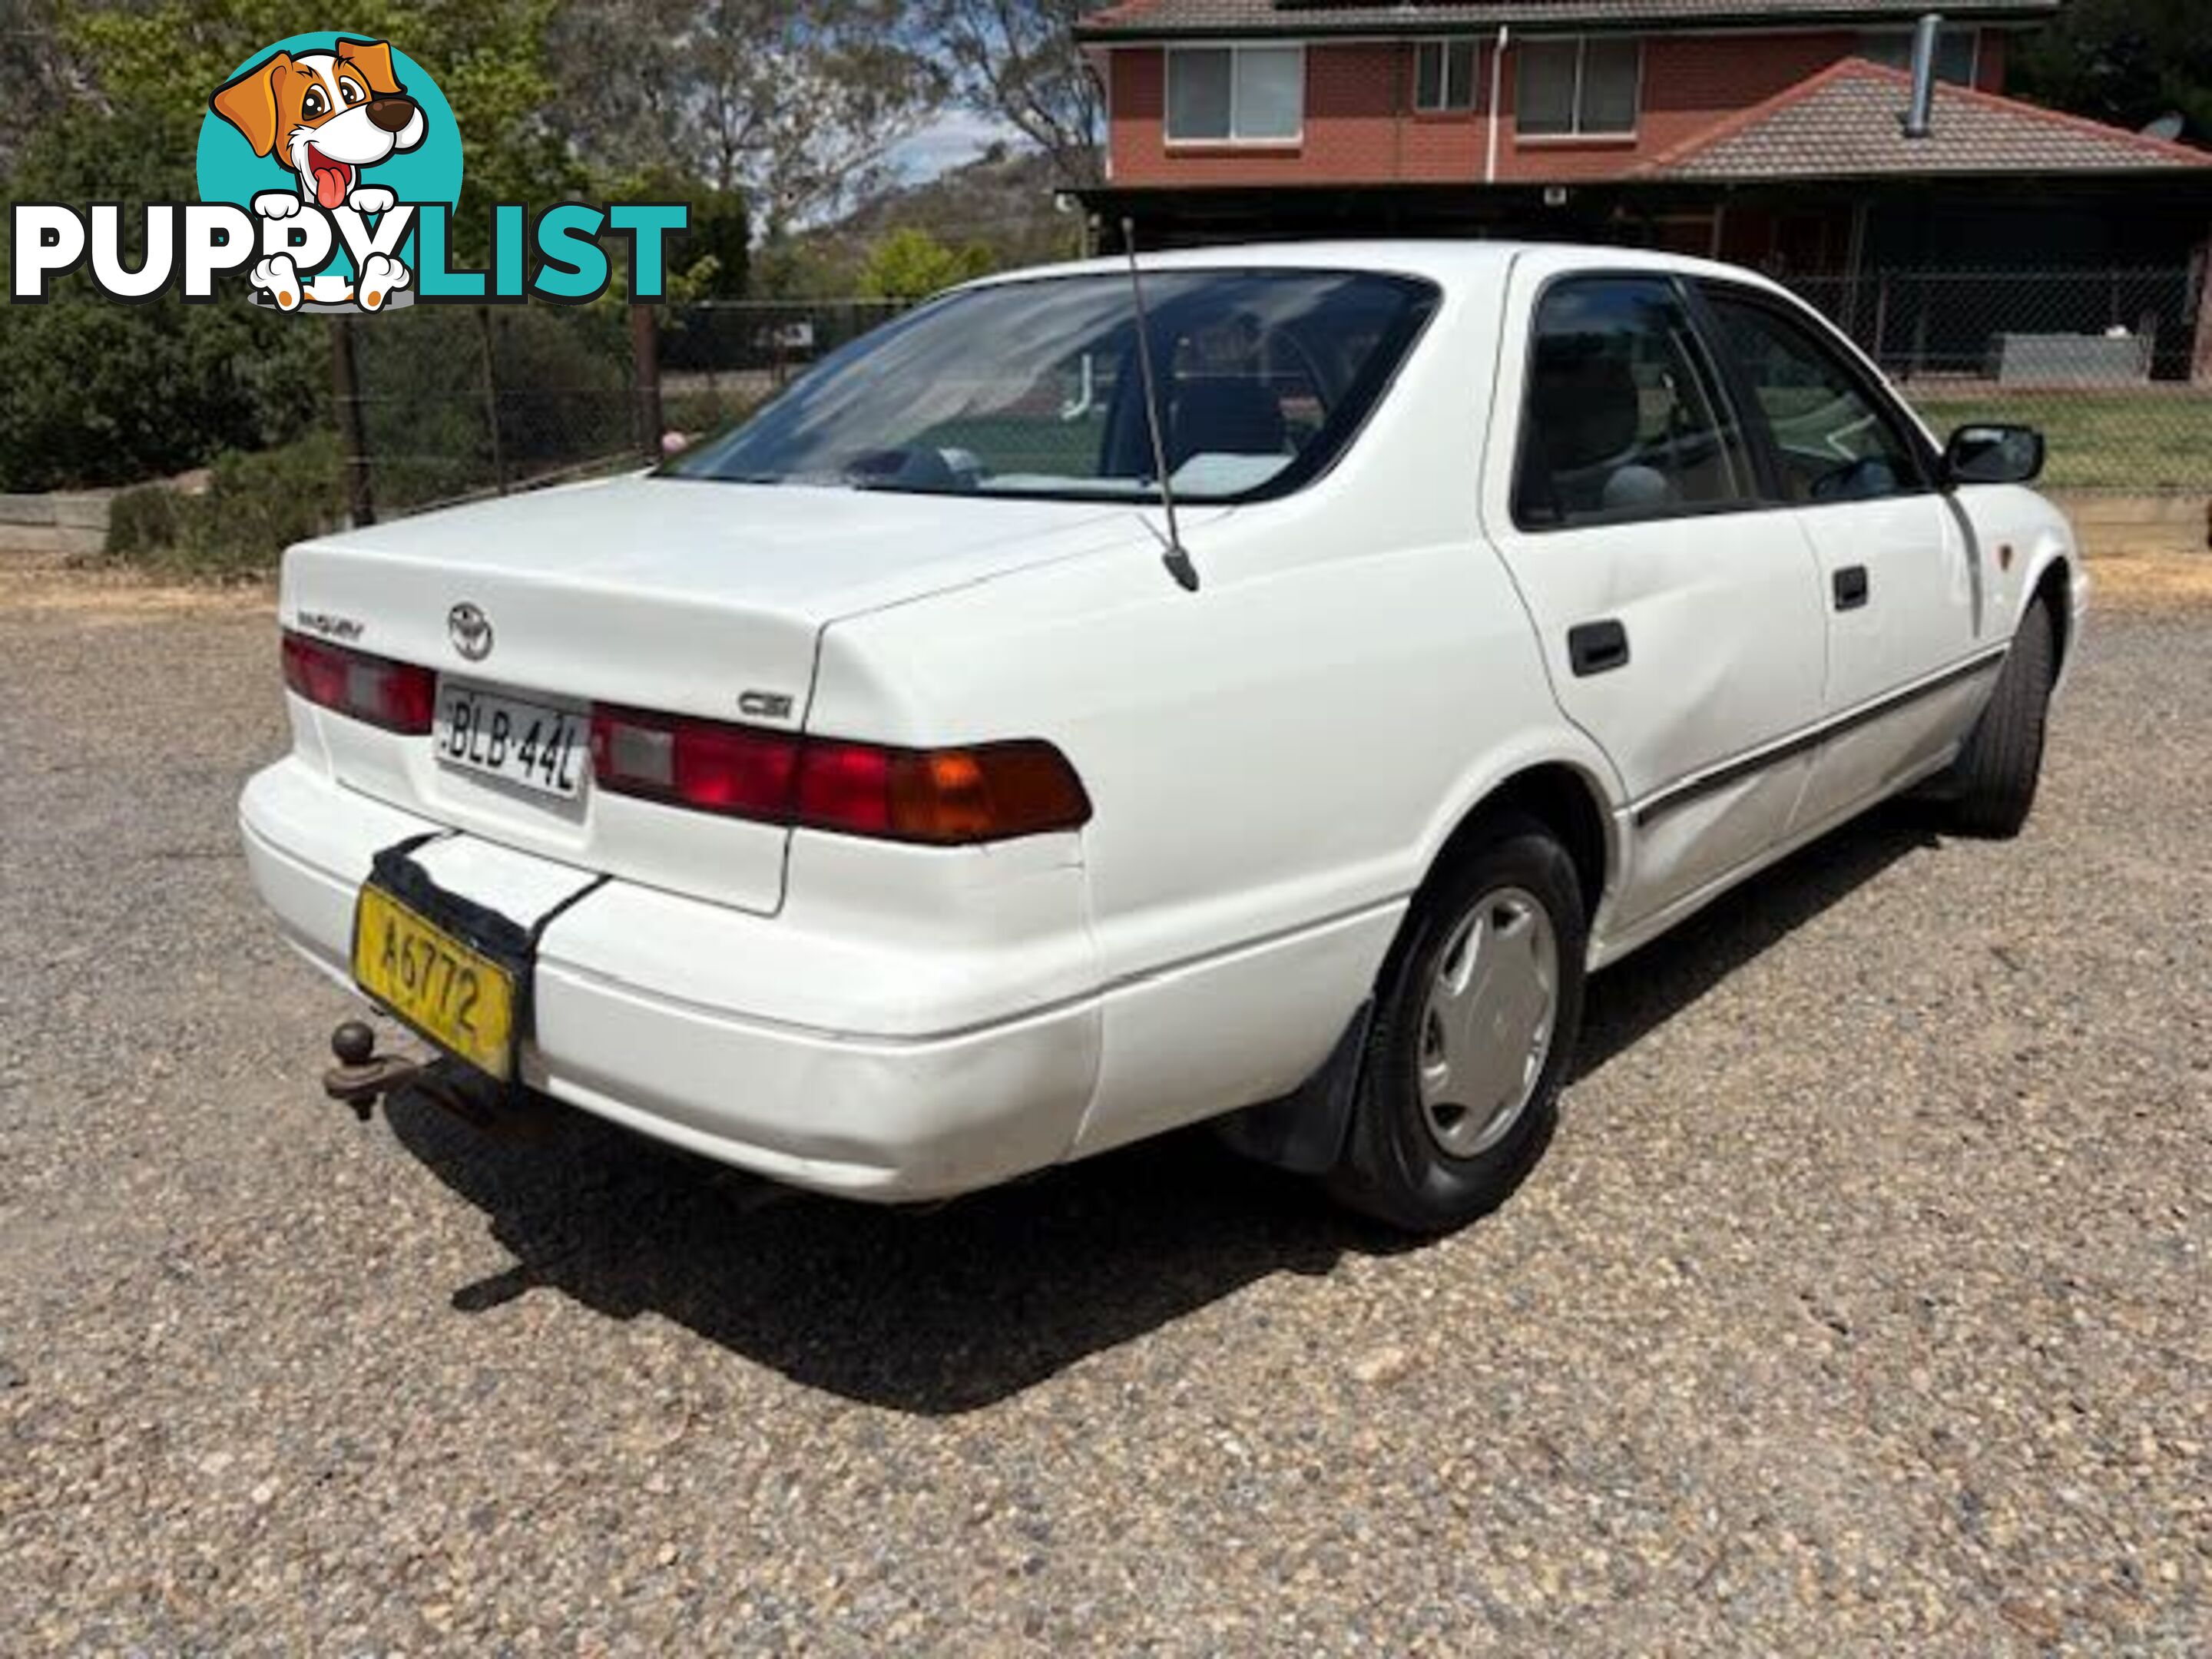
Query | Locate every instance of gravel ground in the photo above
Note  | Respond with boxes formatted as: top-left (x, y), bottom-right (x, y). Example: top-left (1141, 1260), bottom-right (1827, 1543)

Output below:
top-left (1, 568), bottom-right (2206, 1654)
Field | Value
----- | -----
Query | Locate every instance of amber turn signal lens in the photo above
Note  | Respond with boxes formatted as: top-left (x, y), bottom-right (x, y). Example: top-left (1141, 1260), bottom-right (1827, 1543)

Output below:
top-left (806, 739), bottom-right (1089, 844)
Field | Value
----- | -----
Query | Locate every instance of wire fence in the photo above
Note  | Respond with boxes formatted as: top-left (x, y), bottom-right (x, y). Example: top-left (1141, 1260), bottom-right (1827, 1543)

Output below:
top-left (331, 270), bottom-right (2212, 522)
top-left (1780, 267), bottom-right (2212, 494)
top-left (335, 299), bottom-right (913, 522)
top-left (340, 303), bottom-right (640, 520)
top-left (661, 298), bottom-right (913, 422)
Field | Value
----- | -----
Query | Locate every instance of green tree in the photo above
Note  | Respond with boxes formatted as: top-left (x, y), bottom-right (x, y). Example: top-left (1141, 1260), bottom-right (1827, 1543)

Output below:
top-left (0, 94), bottom-right (324, 489)
top-left (0, 0), bottom-right (593, 490)
top-left (856, 227), bottom-right (995, 300)
top-left (2012, 0), bottom-right (2212, 143)
top-left (64, 0), bottom-right (586, 263)
top-left (923, 0), bottom-right (1106, 189)
top-left (548, 0), bottom-right (946, 237)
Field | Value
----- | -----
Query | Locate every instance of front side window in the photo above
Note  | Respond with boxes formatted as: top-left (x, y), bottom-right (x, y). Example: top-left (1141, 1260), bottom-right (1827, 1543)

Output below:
top-left (1415, 39), bottom-right (1479, 112)
top-left (1167, 45), bottom-right (1303, 143)
top-left (1517, 37), bottom-right (1640, 137)
top-left (1515, 276), bottom-right (1754, 530)
top-left (665, 270), bottom-right (1437, 505)
top-left (1703, 290), bottom-right (1927, 504)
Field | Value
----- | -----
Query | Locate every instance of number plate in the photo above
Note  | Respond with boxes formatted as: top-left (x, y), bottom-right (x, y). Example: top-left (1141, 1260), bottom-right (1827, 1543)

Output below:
top-left (353, 882), bottom-right (518, 1080)
top-left (435, 681), bottom-right (584, 800)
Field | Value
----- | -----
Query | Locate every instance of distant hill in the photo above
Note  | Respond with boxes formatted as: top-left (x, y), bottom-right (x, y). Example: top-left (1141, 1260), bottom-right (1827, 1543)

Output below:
top-left (826, 144), bottom-right (1092, 270)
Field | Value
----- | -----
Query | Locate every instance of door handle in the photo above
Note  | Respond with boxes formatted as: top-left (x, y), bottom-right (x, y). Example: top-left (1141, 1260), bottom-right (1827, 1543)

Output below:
top-left (1833, 565), bottom-right (1871, 611)
top-left (1567, 619), bottom-right (1631, 677)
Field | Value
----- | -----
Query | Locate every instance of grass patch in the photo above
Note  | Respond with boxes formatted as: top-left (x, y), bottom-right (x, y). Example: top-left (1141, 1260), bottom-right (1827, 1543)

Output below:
top-left (1908, 388), bottom-right (2212, 492)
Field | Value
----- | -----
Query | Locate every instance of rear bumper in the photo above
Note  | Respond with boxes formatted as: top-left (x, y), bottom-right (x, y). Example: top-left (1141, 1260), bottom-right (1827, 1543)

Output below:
top-left (239, 759), bottom-right (1101, 1200)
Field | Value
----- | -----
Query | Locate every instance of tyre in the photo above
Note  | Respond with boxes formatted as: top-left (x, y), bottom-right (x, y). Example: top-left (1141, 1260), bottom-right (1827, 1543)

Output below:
top-left (1328, 813), bottom-right (1587, 1233)
top-left (1943, 601), bottom-right (2056, 839)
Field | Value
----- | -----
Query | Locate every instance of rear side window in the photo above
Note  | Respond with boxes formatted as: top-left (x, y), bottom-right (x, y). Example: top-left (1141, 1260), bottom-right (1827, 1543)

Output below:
top-left (1702, 290), bottom-right (1929, 505)
top-left (1514, 276), bottom-right (1755, 530)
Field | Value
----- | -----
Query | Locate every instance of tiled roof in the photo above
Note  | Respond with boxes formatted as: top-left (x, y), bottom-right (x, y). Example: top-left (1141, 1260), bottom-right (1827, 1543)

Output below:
top-left (1640, 58), bottom-right (2212, 178)
top-left (1080, 0), bottom-right (2057, 40)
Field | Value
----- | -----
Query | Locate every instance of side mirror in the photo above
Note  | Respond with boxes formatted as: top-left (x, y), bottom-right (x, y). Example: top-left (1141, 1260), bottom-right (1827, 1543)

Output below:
top-left (1944, 423), bottom-right (2045, 487)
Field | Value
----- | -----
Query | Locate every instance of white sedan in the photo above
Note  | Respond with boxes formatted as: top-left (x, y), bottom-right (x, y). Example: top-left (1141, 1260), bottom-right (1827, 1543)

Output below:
top-left (241, 241), bottom-right (2083, 1232)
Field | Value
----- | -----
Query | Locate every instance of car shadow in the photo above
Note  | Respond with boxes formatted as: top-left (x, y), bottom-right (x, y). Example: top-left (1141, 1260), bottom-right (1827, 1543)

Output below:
top-left (385, 803), bottom-right (1939, 1414)
top-left (1573, 801), bottom-right (1937, 1081)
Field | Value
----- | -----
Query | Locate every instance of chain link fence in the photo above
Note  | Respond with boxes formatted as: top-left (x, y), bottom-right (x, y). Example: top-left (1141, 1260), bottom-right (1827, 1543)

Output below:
top-left (334, 298), bottom-right (912, 523)
top-left (661, 298), bottom-right (912, 431)
top-left (1782, 267), bottom-right (2212, 494)
top-left (336, 303), bottom-right (641, 521)
top-left (330, 271), bottom-right (2212, 522)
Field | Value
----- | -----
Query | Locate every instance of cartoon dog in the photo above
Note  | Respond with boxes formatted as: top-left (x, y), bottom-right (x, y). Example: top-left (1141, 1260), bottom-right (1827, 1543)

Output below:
top-left (209, 38), bottom-right (426, 312)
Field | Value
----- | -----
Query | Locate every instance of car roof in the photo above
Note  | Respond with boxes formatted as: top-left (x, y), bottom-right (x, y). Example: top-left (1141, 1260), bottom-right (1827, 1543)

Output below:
top-left (963, 239), bottom-right (1788, 296)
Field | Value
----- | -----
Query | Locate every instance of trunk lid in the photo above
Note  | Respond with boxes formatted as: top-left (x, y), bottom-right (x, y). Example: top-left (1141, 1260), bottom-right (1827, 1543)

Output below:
top-left (281, 473), bottom-right (1136, 913)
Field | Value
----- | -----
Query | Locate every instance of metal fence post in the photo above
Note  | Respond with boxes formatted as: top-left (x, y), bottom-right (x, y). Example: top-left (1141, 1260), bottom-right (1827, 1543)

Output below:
top-left (329, 316), bottom-right (375, 527)
top-left (477, 306), bottom-right (508, 495)
top-left (631, 303), bottom-right (663, 461)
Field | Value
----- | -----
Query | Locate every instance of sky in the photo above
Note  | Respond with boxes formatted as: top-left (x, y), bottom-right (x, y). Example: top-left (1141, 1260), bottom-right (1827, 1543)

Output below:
top-left (888, 109), bottom-right (1027, 182)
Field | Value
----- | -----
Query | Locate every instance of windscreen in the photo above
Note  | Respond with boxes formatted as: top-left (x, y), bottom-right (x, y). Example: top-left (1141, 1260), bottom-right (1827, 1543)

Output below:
top-left (661, 269), bottom-right (1438, 504)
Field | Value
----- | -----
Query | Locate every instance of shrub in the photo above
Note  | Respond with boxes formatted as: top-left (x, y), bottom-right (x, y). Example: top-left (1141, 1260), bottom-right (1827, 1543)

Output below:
top-left (174, 432), bottom-right (346, 575)
top-left (856, 229), bottom-right (996, 303)
top-left (0, 107), bottom-right (325, 492)
top-left (104, 484), bottom-right (182, 559)
top-left (661, 389), bottom-right (759, 442)
top-left (104, 431), bottom-right (346, 577)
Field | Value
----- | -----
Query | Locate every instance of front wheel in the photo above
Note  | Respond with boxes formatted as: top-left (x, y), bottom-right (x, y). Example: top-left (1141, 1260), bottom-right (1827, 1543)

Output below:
top-left (1327, 814), bottom-right (1587, 1233)
top-left (1942, 601), bottom-right (2057, 839)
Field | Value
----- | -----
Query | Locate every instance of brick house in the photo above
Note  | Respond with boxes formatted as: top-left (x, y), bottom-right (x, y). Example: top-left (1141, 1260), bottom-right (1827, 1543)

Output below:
top-left (1074, 1), bottom-right (2212, 290)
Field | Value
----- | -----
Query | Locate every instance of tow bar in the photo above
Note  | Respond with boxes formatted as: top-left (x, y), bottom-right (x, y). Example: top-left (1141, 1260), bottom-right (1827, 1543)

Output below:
top-left (321, 1020), bottom-right (539, 1137)
top-left (322, 1020), bottom-right (422, 1121)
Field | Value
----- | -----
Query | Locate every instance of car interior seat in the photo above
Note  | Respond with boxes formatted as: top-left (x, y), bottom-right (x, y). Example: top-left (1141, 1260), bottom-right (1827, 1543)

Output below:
top-left (1521, 344), bottom-right (1680, 522)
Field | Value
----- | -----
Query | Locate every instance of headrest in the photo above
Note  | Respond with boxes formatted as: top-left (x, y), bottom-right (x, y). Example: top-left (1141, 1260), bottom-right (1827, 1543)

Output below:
top-left (1171, 377), bottom-right (1287, 468)
top-left (1528, 341), bottom-right (1641, 473)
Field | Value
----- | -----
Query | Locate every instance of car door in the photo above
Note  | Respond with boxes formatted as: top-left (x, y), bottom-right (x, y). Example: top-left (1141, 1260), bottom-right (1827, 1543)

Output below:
top-left (1483, 266), bottom-right (1830, 929)
top-left (1697, 283), bottom-right (1991, 828)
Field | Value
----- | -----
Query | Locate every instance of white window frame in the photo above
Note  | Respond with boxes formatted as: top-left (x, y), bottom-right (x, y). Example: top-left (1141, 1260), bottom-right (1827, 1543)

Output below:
top-left (1515, 35), bottom-right (1643, 141)
top-left (1164, 43), bottom-right (1306, 146)
top-left (1413, 38), bottom-right (1479, 114)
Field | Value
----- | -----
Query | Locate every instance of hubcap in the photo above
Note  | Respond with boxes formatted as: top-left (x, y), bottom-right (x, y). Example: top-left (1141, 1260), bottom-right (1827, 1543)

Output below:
top-left (1416, 886), bottom-right (1558, 1159)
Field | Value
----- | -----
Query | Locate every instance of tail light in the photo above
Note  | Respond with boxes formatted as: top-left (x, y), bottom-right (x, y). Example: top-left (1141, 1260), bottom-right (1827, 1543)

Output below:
top-left (591, 706), bottom-right (1089, 845)
top-left (280, 631), bottom-right (435, 733)
top-left (277, 628), bottom-right (1088, 846)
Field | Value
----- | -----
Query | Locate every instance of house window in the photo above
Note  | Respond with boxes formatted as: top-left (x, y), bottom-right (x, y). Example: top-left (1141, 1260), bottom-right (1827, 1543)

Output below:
top-left (1166, 45), bottom-right (1304, 144)
top-left (1414, 39), bottom-right (1479, 113)
top-left (1859, 27), bottom-right (1979, 85)
top-left (1516, 37), bottom-right (1641, 137)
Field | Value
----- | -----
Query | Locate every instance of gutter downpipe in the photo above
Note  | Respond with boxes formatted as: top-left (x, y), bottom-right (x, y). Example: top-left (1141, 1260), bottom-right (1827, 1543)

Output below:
top-left (1485, 25), bottom-right (1510, 184)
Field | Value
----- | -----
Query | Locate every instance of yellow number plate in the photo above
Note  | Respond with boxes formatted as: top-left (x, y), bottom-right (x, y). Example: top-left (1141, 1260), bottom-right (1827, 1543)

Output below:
top-left (352, 884), bottom-right (517, 1080)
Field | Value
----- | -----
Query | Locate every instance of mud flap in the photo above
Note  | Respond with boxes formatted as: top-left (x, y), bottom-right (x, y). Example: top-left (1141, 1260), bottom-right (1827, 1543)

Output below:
top-left (1211, 1000), bottom-right (1373, 1176)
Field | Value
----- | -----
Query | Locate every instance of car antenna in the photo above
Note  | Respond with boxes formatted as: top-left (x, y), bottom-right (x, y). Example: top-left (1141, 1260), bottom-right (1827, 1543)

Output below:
top-left (1121, 220), bottom-right (1199, 592)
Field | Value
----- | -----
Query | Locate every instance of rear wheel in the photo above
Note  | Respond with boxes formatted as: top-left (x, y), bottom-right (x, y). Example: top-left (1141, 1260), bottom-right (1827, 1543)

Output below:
top-left (1944, 601), bottom-right (2056, 839)
top-left (1328, 814), bottom-right (1586, 1233)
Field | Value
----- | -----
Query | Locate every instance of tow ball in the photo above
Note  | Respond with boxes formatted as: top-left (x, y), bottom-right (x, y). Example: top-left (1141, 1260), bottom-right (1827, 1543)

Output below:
top-left (322, 1019), bottom-right (422, 1121)
top-left (320, 1020), bottom-right (538, 1137)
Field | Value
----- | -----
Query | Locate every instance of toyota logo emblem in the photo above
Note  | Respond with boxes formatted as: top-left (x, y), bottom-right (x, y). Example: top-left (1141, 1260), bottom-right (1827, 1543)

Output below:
top-left (447, 602), bottom-right (494, 662)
